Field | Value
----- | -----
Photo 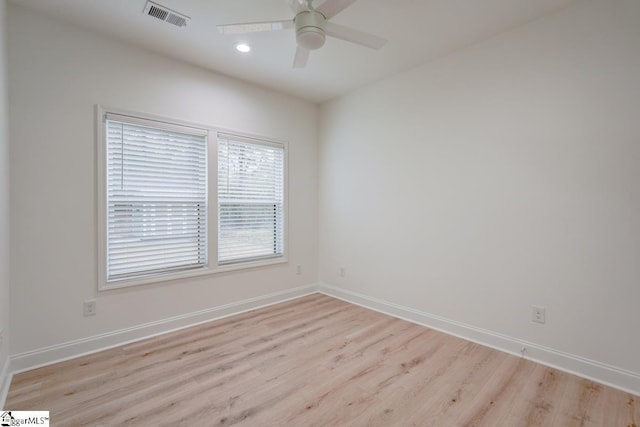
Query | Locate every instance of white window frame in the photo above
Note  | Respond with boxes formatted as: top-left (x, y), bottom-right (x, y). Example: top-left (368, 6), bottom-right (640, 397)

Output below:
top-left (97, 106), bottom-right (288, 290)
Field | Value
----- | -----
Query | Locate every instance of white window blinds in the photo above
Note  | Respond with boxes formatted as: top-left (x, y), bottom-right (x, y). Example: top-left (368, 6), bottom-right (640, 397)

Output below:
top-left (217, 134), bottom-right (284, 264)
top-left (105, 114), bottom-right (208, 282)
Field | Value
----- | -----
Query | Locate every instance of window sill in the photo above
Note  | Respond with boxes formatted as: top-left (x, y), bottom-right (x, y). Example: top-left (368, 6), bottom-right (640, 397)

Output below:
top-left (99, 256), bottom-right (288, 291)
top-left (215, 256), bottom-right (288, 274)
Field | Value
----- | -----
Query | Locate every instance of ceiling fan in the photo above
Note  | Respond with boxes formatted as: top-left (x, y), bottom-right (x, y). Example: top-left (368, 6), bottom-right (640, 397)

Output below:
top-left (217, 0), bottom-right (388, 68)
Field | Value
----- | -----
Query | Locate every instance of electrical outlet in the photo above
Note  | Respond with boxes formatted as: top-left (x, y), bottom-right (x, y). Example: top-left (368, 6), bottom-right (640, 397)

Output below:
top-left (296, 264), bottom-right (302, 275)
top-left (339, 267), bottom-right (346, 278)
top-left (532, 305), bottom-right (546, 324)
top-left (84, 300), bottom-right (97, 317)
top-left (0, 329), bottom-right (4, 347)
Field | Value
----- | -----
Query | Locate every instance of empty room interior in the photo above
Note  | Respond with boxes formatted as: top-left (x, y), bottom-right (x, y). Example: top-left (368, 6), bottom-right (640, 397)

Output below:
top-left (0, 0), bottom-right (639, 425)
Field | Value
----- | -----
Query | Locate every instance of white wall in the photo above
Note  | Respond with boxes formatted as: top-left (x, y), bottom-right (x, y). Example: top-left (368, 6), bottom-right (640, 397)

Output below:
top-left (319, 0), bottom-right (640, 380)
top-left (7, 4), bottom-right (318, 356)
top-left (0, 0), bottom-right (11, 390)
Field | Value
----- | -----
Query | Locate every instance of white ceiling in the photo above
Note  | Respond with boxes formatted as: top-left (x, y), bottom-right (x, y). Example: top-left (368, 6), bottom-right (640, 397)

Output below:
top-left (12, 0), bottom-right (577, 103)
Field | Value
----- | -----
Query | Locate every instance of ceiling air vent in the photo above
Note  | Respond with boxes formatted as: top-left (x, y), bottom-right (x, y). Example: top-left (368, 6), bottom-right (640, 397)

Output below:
top-left (143, 1), bottom-right (190, 28)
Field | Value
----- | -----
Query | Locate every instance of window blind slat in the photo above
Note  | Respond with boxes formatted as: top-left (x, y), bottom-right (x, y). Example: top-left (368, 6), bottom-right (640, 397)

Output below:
top-left (109, 246), bottom-right (204, 261)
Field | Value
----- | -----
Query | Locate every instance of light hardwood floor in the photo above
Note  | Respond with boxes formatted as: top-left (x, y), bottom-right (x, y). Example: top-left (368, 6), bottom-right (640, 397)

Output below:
top-left (6, 294), bottom-right (639, 426)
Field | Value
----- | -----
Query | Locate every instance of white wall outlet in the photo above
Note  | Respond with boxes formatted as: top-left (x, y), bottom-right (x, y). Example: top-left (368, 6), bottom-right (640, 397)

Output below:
top-left (532, 305), bottom-right (546, 324)
top-left (339, 267), bottom-right (346, 278)
top-left (84, 300), bottom-right (97, 317)
top-left (296, 264), bottom-right (302, 275)
top-left (0, 328), bottom-right (3, 347)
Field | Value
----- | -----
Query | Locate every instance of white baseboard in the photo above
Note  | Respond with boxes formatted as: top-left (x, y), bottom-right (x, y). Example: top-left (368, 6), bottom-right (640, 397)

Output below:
top-left (10, 284), bottom-right (319, 375)
top-left (318, 282), bottom-right (640, 397)
top-left (0, 356), bottom-right (11, 409)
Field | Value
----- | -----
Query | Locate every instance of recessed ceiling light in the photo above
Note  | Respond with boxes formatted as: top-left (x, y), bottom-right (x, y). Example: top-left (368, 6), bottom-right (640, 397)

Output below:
top-left (236, 43), bottom-right (251, 53)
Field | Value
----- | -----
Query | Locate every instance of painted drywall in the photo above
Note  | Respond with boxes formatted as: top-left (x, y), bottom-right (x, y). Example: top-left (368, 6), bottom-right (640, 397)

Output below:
top-left (0, 0), bottom-right (11, 388)
top-left (319, 0), bottom-right (640, 379)
top-left (7, 3), bottom-right (318, 356)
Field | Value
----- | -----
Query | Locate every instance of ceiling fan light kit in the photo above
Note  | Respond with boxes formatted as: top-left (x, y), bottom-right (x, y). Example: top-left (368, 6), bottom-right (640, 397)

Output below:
top-left (217, 0), bottom-right (387, 68)
top-left (295, 11), bottom-right (326, 50)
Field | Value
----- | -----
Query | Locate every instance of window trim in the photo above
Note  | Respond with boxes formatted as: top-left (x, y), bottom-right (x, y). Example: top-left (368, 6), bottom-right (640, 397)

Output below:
top-left (96, 105), bottom-right (288, 291)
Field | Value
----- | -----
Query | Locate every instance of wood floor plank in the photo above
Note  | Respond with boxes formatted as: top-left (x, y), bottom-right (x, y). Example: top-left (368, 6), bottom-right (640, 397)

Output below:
top-left (6, 294), bottom-right (638, 426)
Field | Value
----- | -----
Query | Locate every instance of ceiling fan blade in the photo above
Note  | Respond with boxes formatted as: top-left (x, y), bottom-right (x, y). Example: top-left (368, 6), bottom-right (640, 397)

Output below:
top-left (217, 20), bottom-right (293, 35)
top-left (293, 46), bottom-right (310, 68)
top-left (324, 21), bottom-right (387, 50)
top-left (316, 0), bottom-right (357, 19)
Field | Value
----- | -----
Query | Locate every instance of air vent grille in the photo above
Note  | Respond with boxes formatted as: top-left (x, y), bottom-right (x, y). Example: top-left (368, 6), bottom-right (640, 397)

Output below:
top-left (143, 1), bottom-right (189, 28)
top-left (148, 5), bottom-right (169, 21)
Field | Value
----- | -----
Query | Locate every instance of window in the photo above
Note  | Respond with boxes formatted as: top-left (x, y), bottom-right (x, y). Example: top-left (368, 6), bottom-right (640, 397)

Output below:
top-left (98, 108), bottom-right (287, 289)
top-left (99, 111), bottom-right (209, 288)
top-left (217, 133), bottom-right (285, 265)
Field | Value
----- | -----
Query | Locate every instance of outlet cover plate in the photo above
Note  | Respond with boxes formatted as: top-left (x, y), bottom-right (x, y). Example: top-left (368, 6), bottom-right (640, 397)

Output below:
top-left (84, 300), bottom-right (97, 317)
top-left (532, 305), bottom-right (546, 324)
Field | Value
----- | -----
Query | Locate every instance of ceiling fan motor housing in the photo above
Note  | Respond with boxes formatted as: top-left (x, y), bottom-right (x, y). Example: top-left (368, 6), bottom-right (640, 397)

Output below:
top-left (295, 10), bottom-right (326, 50)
